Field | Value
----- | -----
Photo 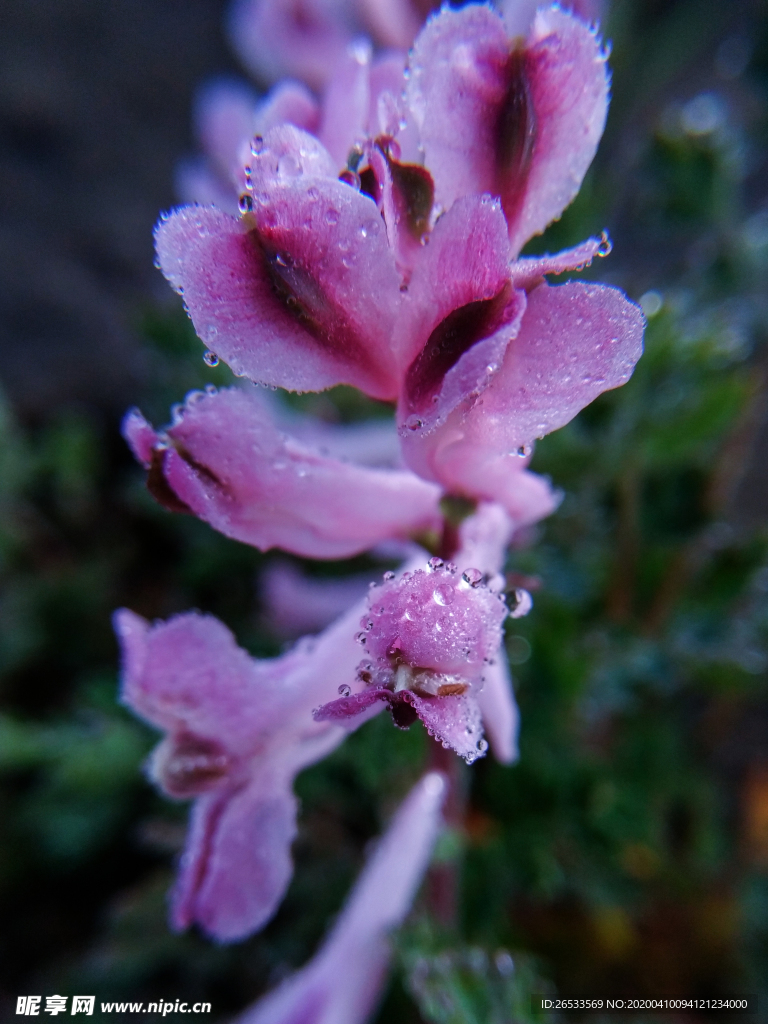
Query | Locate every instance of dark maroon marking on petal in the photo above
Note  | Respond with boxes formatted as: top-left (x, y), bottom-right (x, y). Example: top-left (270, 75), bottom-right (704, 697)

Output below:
top-left (146, 448), bottom-right (192, 515)
top-left (390, 699), bottom-right (419, 729)
top-left (495, 48), bottom-right (536, 224)
top-left (387, 158), bottom-right (434, 241)
top-left (359, 166), bottom-right (378, 202)
top-left (172, 442), bottom-right (226, 488)
top-left (243, 223), bottom-right (379, 377)
top-left (404, 282), bottom-right (514, 411)
top-left (158, 733), bottom-right (232, 798)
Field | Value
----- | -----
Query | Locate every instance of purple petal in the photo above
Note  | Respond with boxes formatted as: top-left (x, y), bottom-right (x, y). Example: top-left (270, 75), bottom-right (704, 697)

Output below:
top-left (358, 0), bottom-right (421, 50)
top-left (314, 687), bottom-right (389, 722)
top-left (501, 0), bottom-right (604, 39)
top-left (475, 652), bottom-right (519, 764)
top-left (511, 234), bottom-right (609, 291)
top-left (406, 6), bottom-right (609, 254)
top-left (394, 195), bottom-right (525, 435)
top-left (123, 389), bottom-right (441, 559)
top-left (255, 81), bottom-right (321, 137)
top-left (460, 280), bottom-right (645, 451)
top-left (194, 80), bottom-right (258, 186)
top-left (262, 562), bottom-right (374, 638)
top-left (235, 772), bottom-right (446, 1024)
top-left (318, 40), bottom-right (372, 168)
top-left (114, 608), bottom-right (299, 758)
top-left (228, 0), bottom-right (354, 91)
top-left (155, 185), bottom-right (402, 398)
top-left (362, 561), bottom-right (507, 680)
top-left (405, 690), bottom-right (486, 763)
top-left (171, 775), bottom-right (298, 942)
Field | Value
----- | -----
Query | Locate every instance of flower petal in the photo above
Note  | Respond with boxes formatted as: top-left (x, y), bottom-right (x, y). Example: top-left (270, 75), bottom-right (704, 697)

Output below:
top-left (318, 40), bottom-right (373, 168)
top-left (194, 79), bottom-right (258, 186)
top-left (155, 183), bottom-right (401, 398)
top-left (394, 196), bottom-right (524, 437)
top-left (474, 652), bottom-right (519, 764)
top-left (406, 6), bottom-right (609, 254)
top-left (255, 81), bottom-right (321, 137)
top-left (461, 280), bottom-right (645, 451)
top-left (235, 773), bottom-right (446, 1024)
top-left (228, 0), bottom-right (354, 91)
top-left (123, 389), bottom-right (442, 559)
top-left (114, 608), bottom-right (300, 758)
top-left (171, 775), bottom-right (298, 942)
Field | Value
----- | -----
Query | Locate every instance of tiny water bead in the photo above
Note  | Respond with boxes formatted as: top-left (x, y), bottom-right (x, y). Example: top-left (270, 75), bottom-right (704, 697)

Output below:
top-left (428, 557), bottom-right (444, 571)
top-left (337, 684), bottom-right (351, 697)
top-left (355, 632), bottom-right (367, 645)
top-left (383, 570), bottom-right (396, 581)
top-left (238, 193), bottom-right (254, 214)
top-left (250, 135), bottom-right (265, 155)
top-left (462, 567), bottom-right (483, 587)
top-left (433, 583), bottom-right (455, 606)
top-left (203, 350), bottom-right (219, 367)
top-left (509, 588), bottom-right (533, 618)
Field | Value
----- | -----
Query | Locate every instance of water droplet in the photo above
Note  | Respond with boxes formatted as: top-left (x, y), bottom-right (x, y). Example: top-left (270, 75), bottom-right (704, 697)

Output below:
top-left (405, 415), bottom-right (423, 431)
top-left (509, 588), bottom-right (533, 618)
top-left (477, 738), bottom-right (488, 753)
top-left (338, 684), bottom-right (351, 697)
top-left (203, 350), bottom-right (219, 367)
top-left (597, 230), bottom-right (612, 257)
top-left (205, 384), bottom-right (218, 396)
top-left (428, 557), bottom-right (444, 571)
top-left (383, 570), bottom-right (396, 581)
top-left (462, 567), bottom-right (483, 587)
top-left (338, 168), bottom-right (361, 189)
top-left (433, 583), bottom-right (454, 606)
top-left (516, 444), bottom-right (532, 457)
top-left (355, 632), bottom-right (367, 645)
top-left (251, 135), bottom-right (265, 155)
top-left (238, 193), bottom-right (253, 214)
top-left (324, 208), bottom-right (340, 225)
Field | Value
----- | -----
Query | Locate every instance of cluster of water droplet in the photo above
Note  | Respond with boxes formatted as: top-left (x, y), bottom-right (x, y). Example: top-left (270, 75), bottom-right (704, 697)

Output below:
top-left (354, 559), bottom-right (508, 695)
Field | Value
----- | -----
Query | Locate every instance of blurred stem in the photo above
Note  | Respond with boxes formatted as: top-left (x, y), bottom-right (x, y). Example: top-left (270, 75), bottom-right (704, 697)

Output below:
top-left (606, 464), bottom-right (641, 623)
top-left (425, 736), bottom-right (466, 929)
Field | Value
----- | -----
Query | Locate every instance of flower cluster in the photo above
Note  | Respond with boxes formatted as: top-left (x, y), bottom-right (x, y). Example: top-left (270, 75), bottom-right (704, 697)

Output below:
top-left (116, 3), bottom-right (643, 1016)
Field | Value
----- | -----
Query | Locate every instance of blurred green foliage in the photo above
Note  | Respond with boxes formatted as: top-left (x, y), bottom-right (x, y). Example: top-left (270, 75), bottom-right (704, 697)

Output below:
top-left (3, 0), bottom-right (768, 1021)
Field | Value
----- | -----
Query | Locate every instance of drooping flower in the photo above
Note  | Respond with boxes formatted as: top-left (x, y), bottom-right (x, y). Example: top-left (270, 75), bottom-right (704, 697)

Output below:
top-left (122, 387), bottom-right (443, 560)
top-left (315, 501), bottom-right (525, 764)
top-left (154, 5), bottom-right (644, 519)
top-left (114, 596), bottom-right (378, 942)
top-left (234, 772), bottom-right (446, 1024)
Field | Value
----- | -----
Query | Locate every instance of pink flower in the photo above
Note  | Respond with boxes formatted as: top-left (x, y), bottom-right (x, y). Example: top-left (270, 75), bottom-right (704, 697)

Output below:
top-left (234, 772), bottom-right (446, 1024)
top-left (114, 597), bottom-right (377, 942)
top-left (122, 387), bottom-right (443, 560)
top-left (315, 501), bottom-right (524, 764)
top-left (154, 5), bottom-right (643, 517)
top-left (114, 503), bottom-right (519, 941)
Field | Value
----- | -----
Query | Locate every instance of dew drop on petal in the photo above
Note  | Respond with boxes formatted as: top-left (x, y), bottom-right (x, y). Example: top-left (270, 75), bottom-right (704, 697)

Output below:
top-left (238, 193), bottom-right (253, 214)
top-left (355, 632), bottom-right (367, 645)
top-left (428, 557), bottom-right (444, 571)
top-left (383, 570), bottom-right (396, 581)
top-left (433, 583), bottom-right (455, 606)
top-left (462, 567), bottom-right (483, 587)
top-left (203, 350), bottom-right (219, 367)
top-left (338, 684), bottom-right (351, 697)
top-left (251, 135), bottom-right (265, 155)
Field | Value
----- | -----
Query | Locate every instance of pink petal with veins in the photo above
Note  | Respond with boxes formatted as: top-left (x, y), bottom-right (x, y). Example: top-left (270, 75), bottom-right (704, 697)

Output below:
top-left (406, 6), bottom-right (609, 254)
top-left (155, 179), bottom-right (401, 398)
top-left (394, 195), bottom-right (524, 431)
top-left (122, 389), bottom-right (441, 559)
